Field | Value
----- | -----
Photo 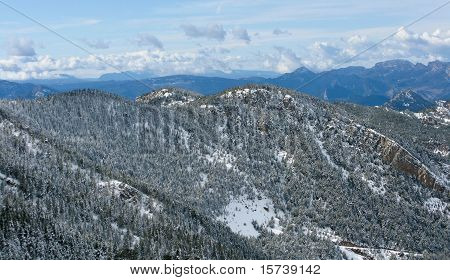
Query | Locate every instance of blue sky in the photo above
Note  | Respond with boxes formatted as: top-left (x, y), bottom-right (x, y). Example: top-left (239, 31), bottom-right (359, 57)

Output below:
top-left (0, 0), bottom-right (449, 79)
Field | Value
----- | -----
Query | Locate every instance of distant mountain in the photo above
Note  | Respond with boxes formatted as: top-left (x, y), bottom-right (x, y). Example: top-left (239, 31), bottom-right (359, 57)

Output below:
top-left (0, 85), bottom-right (448, 259)
top-left (47, 75), bottom-right (250, 99)
top-left (384, 89), bottom-right (434, 112)
top-left (17, 74), bottom-right (87, 86)
top-left (0, 80), bottom-right (56, 99)
top-left (202, 69), bottom-right (280, 79)
top-left (98, 70), bottom-right (156, 81)
top-left (270, 59), bottom-right (449, 105)
top-left (2, 60), bottom-right (449, 107)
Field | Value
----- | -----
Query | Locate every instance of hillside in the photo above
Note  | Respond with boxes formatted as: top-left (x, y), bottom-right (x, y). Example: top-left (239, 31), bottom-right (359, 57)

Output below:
top-left (0, 86), bottom-right (448, 259)
top-left (384, 89), bottom-right (435, 112)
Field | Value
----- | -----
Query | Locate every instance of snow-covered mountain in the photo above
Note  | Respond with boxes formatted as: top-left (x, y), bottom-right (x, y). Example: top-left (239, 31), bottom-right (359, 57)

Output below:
top-left (384, 89), bottom-right (434, 112)
top-left (0, 85), bottom-right (448, 260)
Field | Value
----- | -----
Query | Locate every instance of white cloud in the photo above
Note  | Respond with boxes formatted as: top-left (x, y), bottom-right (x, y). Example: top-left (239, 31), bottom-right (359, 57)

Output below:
top-left (134, 34), bottom-right (164, 50)
top-left (261, 46), bottom-right (302, 73)
top-left (1, 28), bottom-right (449, 79)
top-left (300, 28), bottom-right (450, 71)
top-left (232, 27), bottom-right (251, 43)
top-left (5, 38), bottom-right (36, 57)
top-left (0, 48), bottom-right (241, 80)
top-left (181, 24), bottom-right (226, 41)
top-left (82, 38), bottom-right (110, 49)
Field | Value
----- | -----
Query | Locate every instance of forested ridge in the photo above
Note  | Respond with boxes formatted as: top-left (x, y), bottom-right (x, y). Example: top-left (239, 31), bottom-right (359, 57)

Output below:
top-left (0, 86), bottom-right (448, 259)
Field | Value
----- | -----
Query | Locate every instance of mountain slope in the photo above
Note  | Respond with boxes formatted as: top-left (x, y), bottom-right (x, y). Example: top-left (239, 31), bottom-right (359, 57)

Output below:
top-left (0, 86), bottom-right (448, 259)
top-left (384, 89), bottom-right (435, 112)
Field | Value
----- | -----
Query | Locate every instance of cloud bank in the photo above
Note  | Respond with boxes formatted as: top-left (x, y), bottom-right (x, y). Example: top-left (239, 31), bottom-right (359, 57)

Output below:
top-left (1, 28), bottom-right (448, 80)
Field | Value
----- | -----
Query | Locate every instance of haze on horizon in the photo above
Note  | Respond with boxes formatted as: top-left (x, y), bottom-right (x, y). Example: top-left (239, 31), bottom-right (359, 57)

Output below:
top-left (0, 0), bottom-right (449, 80)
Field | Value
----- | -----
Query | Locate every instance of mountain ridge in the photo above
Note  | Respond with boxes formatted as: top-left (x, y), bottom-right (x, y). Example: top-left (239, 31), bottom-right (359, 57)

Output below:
top-left (1, 85), bottom-right (447, 259)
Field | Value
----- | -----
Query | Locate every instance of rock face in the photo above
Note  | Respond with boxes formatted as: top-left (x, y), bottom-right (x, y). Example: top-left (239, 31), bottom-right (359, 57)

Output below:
top-left (372, 131), bottom-right (445, 193)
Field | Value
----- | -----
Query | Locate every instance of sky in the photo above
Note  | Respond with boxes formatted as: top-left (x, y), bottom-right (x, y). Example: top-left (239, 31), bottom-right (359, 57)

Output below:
top-left (0, 0), bottom-right (449, 80)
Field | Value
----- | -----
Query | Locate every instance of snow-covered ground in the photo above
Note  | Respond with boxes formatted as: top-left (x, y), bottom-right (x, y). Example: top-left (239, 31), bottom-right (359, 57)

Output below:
top-left (423, 197), bottom-right (447, 214)
top-left (413, 101), bottom-right (450, 126)
top-left (217, 191), bottom-right (283, 238)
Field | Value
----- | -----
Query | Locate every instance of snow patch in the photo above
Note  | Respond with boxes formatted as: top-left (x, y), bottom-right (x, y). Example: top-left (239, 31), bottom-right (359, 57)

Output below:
top-left (433, 147), bottom-right (449, 157)
top-left (424, 197), bottom-right (447, 214)
top-left (217, 192), bottom-right (283, 237)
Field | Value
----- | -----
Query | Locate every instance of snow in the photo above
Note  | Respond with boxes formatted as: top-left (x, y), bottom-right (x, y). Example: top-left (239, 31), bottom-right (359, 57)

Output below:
top-left (433, 147), bottom-right (449, 157)
top-left (163, 91), bottom-right (173, 97)
top-left (97, 179), bottom-right (131, 197)
top-left (0, 120), bottom-right (41, 155)
top-left (340, 247), bottom-right (364, 260)
top-left (314, 132), bottom-right (348, 179)
top-left (275, 150), bottom-right (287, 162)
top-left (303, 225), bottom-right (420, 260)
top-left (362, 175), bottom-right (386, 195)
top-left (303, 226), bottom-right (342, 243)
top-left (221, 88), bottom-right (268, 99)
top-left (178, 127), bottom-right (190, 150)
top-left (305, 121), bottom-right (349, 180)
top-left (423, 197), bottom-right (447, 213)
top-left (217, 191), bottom-right (283, 238)
top-left (201, 149), bottom-right (236, 171)
top-left (413, 101), bottom-right (450, 126)
top-left (200, 104), bottom-right (217, 109)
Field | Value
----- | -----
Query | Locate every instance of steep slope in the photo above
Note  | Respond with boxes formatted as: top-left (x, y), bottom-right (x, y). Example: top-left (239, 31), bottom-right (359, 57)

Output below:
top-left (0, 96), bottom-right (265, 260)
top-left (0, 86), bottom-right (448, 259)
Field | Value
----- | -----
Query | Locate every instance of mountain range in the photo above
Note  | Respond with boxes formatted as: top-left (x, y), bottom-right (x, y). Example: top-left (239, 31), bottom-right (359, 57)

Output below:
top-left (3, 59), bottom-right (449, 107)
top-left (0, 80), bottom-right (56, 99)
top-left (0, 85), bottom-right (448, 259)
